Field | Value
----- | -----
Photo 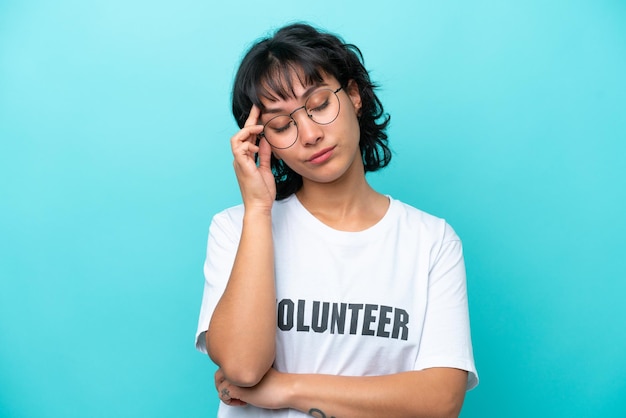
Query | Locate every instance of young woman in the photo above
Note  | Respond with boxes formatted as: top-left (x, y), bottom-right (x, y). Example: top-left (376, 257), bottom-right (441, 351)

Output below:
top-left (195, 23), bottom-right (478, 418)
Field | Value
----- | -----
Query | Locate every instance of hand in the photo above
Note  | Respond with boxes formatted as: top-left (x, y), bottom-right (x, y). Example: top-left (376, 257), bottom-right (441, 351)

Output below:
top-left (215, 367), bottom-right (289, 410)
top-left (214, 368), bottom-right (248, 407)
top-left (231, 105), bottom-right (276, 212)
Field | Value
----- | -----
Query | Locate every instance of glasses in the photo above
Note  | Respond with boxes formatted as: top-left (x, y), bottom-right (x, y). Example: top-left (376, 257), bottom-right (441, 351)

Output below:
top-left (259, 87), bottom-right (342, 149)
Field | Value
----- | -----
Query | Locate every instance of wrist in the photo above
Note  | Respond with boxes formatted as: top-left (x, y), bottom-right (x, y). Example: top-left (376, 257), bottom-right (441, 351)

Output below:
top-left (242, 208), bottom-right (273, 226)
top-left (243, 203), bottom-right (273, 218)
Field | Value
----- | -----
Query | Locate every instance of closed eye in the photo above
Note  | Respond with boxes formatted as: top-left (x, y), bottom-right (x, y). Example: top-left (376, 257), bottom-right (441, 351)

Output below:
top-left (269, 120), bottom-right (294, 134)
top-left (308, 99), bottom-right (330, 113)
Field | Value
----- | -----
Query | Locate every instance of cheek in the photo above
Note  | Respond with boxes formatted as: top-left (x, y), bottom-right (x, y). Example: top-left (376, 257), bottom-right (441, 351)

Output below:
top-left (341, 113), bottom-right (361, 142)
top-left (271, 150), bottom-right (285, 161)
top-left (271, 150), bottom-right (300, 170)
top-left (340, 100), bottom-right (361, 132)
top-left (272, 152), bottom-right (308, 178)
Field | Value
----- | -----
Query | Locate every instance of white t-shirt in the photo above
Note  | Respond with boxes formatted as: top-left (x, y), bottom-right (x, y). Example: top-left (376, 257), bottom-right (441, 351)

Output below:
top-left (195, 195), bottom-right (478, 417)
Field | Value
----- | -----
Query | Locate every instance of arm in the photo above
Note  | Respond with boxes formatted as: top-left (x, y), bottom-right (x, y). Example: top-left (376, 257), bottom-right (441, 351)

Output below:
top-left (206, 106), bottom-right (277, 387)
top-left (217, 367), bottom-right (468, 418)
top-left (214, 224), bottom-right (476, 414)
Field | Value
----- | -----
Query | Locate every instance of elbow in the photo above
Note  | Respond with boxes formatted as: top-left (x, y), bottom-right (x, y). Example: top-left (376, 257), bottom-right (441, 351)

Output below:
top-left (206, 328), bottom-right (275, 387)
top-left (415, 368), bottom-right (467, 418)
top-left (208, 341), bottom-right (273, 387)
top-left (435, 389), bottom-right (466, 418)
top-left (217, 358), bottom-right (271, 387)
top-left (438, 405), bottom-right (463, 418)
top-left (419, 401), bottom-right (462, 418)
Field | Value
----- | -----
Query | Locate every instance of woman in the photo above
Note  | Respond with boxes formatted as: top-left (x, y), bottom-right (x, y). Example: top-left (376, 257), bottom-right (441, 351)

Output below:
top-left (195, 23), bottom-right (478, 417)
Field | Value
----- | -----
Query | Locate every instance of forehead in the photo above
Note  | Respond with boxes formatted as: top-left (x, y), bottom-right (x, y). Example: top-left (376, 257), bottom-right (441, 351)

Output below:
top-left (257, 67), bottom-right (335, 108)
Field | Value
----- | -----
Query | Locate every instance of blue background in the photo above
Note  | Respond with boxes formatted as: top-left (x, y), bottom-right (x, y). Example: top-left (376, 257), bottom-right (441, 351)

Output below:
top-left (1, 1), bottom-right (625, 417)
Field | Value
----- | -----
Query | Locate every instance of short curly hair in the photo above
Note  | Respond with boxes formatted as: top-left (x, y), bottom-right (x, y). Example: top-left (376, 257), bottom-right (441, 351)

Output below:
top-left (232, 23), bottom-right (391, 200)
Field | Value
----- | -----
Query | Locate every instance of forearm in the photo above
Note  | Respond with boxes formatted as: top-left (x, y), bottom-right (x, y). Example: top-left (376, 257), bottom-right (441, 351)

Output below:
top-left (207, 209), bottom-right (276, 386)
top-left (285, 368), bottom-right (467, 418)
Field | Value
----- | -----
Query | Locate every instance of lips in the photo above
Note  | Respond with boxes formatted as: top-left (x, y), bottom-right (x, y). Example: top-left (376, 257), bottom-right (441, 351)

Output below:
top-left (307, 146), bottom-right (335, 164)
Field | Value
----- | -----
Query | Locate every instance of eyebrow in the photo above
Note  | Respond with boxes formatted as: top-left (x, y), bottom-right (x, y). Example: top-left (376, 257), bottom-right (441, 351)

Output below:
top-left (262, 82), bottom-right (329, 115)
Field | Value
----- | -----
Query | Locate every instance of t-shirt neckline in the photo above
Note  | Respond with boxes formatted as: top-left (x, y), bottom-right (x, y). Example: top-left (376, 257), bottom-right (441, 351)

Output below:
top-left (284, 193), bottom-right (396, 242)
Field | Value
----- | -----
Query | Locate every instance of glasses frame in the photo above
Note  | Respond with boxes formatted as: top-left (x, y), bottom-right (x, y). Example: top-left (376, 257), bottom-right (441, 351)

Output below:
top-left (259, 87), bottom-right (343, 149)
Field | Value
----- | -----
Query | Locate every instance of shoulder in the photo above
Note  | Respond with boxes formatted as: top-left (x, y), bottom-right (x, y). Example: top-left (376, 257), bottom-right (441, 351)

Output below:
top-left (389, 197), bottom-right (460, 244)
top-left (207, 204), bottom-right (245, 243)
top-left (212, 203), bottom-right (244, 222)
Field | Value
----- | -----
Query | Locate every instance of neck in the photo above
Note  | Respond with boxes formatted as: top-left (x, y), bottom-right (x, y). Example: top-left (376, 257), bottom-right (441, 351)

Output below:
top-left (296, 170), bottom-right (388, 232)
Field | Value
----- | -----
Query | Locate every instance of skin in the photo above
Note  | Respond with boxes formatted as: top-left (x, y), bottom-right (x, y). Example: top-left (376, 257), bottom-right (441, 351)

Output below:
top-left (208, 73), bottom-right (468, 417)
top-left (206, 103), bottom-right (276, 387)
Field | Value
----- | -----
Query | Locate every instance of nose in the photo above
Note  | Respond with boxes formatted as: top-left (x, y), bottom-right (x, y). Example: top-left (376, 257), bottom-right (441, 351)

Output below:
top-left (292, 109), bottom-right (323, 146)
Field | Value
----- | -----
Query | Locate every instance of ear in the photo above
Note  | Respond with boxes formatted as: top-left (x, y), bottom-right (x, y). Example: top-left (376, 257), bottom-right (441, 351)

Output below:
top-left (346, 80), bottom-right (362, 116)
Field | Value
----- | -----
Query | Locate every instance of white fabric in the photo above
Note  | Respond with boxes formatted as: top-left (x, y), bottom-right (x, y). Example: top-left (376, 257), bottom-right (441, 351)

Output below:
top-left (195, 195), bottom-right (478, 417)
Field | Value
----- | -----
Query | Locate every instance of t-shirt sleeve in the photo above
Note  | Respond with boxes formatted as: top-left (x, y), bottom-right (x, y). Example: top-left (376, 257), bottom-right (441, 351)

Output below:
top-left (413, 223), bottom-right (479, 390)
top-left (194, 210), bottom-right (241, 354)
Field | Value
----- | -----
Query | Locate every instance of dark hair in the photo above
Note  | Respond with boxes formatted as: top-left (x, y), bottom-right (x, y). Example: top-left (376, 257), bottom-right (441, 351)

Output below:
top-left (232, 23), bottom-right (391, 200)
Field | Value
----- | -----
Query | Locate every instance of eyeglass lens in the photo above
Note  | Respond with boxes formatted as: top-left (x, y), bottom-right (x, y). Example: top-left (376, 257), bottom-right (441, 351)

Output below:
top-left (262, 88), bottom-right (341, 149)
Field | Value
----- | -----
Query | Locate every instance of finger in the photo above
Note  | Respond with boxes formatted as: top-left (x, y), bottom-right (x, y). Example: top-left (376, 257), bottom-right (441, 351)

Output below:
top-left (214, 368), bottom-right (225, 389)
top-left (220, 386), bottom-right (247, 407)
top-left (257, 136), bottom-right (273, 170)
top-left (219, 387), bottom-right (231, 403)
top-left (231, 125), bottom-right (264, 151)
top-left (233, 140), bottom-right (261, 165)
top-left (244, 104), bottom-right (261, 128)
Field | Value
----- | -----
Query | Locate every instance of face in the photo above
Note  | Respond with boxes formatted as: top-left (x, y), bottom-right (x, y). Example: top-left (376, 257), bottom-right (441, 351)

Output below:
top-left (258, 74), bottom-right (363, 187)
